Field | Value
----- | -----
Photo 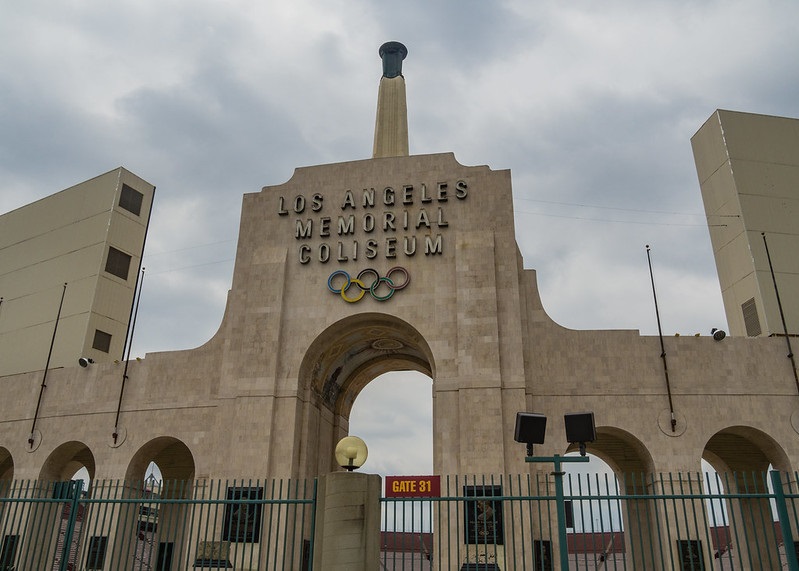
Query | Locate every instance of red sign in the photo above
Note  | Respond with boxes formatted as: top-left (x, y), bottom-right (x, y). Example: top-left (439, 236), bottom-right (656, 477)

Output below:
top-left (385, 475), bottom-right (441, 498)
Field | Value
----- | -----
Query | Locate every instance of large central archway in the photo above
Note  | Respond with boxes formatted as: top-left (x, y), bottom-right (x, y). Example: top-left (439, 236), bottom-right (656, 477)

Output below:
top-left (298, 313), bottom-right (435, 475)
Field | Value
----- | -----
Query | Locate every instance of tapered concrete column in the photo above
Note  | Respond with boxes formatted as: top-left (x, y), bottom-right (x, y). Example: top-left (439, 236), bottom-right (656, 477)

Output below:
top-left (312, 471), bottom-right (382, 571)
top-left (373, 41), bottom-right (409, 158)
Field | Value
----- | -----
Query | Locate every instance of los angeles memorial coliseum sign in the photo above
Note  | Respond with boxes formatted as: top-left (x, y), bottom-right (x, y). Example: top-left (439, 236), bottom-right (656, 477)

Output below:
top-left (278, 179), bottom-right (468, 264)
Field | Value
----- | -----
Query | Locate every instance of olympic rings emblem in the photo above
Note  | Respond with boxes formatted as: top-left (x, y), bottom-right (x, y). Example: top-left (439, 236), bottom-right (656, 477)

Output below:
top-left (327, 267), bottom-right (410, 303)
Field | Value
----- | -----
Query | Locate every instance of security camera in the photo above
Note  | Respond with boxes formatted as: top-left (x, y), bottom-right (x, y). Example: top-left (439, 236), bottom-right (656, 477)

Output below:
top-left (711, 328), bottom-right (726, 341)
top-left (78, 357), bottom-right (95, 367)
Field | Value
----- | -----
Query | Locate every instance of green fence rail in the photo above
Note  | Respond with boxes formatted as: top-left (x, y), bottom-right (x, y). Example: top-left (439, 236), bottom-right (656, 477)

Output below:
top-left (379, 471), bottom-right (799, 571)
top-left (0, 478), bottom-right (316, 571)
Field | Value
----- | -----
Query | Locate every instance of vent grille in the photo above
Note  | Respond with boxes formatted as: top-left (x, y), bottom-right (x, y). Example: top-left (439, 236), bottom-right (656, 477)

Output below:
top-left (742, 297), bottom-right (762, 336)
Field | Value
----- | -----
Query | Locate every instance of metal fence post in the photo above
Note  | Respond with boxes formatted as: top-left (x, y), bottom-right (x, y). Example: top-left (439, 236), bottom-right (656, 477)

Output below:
top-left (59, 479), bottom-right (84, 571)
top-left (770, 470), bottom-right (799, 571)
top-left (527, 454), bottom-right (590, 570)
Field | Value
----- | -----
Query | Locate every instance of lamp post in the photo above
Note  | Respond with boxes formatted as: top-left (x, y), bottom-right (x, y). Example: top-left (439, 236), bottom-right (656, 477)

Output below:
top-left (514, 411), bottom-right (597, 570)
top-left (334, 435), bottom-right (368, 471)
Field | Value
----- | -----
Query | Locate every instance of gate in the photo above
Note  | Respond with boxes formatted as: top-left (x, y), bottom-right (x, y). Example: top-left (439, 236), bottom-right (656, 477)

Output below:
top-left (380, 472), bottom-right (799, 570)
top-left (0, 478), bottom-right (316, 570)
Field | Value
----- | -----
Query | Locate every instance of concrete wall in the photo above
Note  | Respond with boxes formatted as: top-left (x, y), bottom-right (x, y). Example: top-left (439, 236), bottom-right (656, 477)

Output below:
top-left (692, 110), bottom-right (799, 337)
top-left (0, 168), bottom-right (154, 376)
top-left (0, 151), bottom-right (797, 489)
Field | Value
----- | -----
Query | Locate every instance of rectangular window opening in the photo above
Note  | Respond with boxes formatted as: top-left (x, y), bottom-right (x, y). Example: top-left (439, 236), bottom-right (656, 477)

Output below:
top-left (0, 535), bottom-right (19, 569)
top-left (105, 246), bottom-right (132, 280)
top-left (463, 485), bottom-right (504, 545)
top-left (119, 183), bottom-right (144, 216)
top-left (86, 536), bottom-right (108, 569)
top-left (93, 330), bottom-right (112, 353)
top-left (677, 539), bottom-right (703, 571)
top-left (157, 542), bottom-right (174, 571)
top-left (223, 487), bottom-right (264, 543)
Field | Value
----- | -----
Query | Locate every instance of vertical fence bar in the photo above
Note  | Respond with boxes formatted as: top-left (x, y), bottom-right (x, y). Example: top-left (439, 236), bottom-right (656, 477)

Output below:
top-left (756, 470), bottom-right (777, 570)
top-left (772, 470), bottom-right (799, 571)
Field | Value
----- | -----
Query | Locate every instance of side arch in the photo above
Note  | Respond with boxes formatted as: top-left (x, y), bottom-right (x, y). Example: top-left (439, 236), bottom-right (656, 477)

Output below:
top-left (114, 437), bottom-right (196, 570)
top-left (566, 425), bottom-right (656, 480)
top-left (703, 425), bottom-right (791, 474)
top-left (566, 426), bottom-right (659, 569)
top-left (702, 425), bottom-right (791, 567)
top-left (124, 436), bottom-right (196, 485)
top-left (38, 440), bottom-right (95, 484)
top-left (0, 446), bottom-right (12, 482)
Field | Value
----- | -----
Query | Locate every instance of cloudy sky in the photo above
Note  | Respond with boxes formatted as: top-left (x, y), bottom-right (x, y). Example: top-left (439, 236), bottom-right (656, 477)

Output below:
top-left (3, 1), bottom-right (799, 478)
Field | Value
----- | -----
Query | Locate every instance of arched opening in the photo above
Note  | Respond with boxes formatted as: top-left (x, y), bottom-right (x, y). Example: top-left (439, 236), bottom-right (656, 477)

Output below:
top-left (563, 426), bottom-right (657, 569)
top-left (125, 436), bottom-right (196, 484)
top-left (298, 312), bottom-right (435, 476)
top-left (0, 447), bottom-right (13, 566)
top-left (0, 447), bottom-right (12, 483)
top-left (348, 370), bottom-right (434, 568)
top-left (38, 440), bottom-right (96, 485)
top-left (702, 426), bottom-right (791, 568)
top-left (348, 370), bottom-right (434, 477)
top-left (30, 442), bottom-right (96, 569)
top-left (118, 437), bottom-right (196, 571)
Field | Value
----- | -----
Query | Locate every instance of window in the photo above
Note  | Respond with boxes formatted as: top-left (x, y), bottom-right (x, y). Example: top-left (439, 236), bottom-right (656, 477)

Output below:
top-left (742, 297), bottom-right (762, 337)
top-left (93, 330), bottom-right (112, 353)
top-left (677, 540), bottom-right (703, 571)
top-left (86, 536), bottom-right (108, 569)
top-left (156, 542), bottom-right (174, 571)
top-left (0, 535), bottom-right (19, 569)
top-left (463, 485), bottom-right (504, 545)
top-left (223, 487), bottom-right (264, 543)
top-left (119, 183), bottom-right (144, 216)
top-left (105, 247), bottom-right (132, 280)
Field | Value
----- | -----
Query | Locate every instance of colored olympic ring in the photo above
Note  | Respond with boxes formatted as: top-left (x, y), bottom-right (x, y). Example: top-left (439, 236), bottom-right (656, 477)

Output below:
top-left (327, 267), bottom-right (410, 303)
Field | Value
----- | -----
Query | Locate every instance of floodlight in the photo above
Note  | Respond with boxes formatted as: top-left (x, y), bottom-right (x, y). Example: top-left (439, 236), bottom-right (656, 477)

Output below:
top-left (514, 412), bottom-right (547, 457)
top-left (564, 412), bottom-right (596, 456)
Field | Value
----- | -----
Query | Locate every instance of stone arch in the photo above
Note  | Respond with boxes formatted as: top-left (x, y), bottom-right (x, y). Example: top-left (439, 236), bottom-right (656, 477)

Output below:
top-left (703, 425), bottom-right (791, 475)
top-left (115, 437), bottom-right (196, 570)
top-left (124, 436), bottom-right (196, 487)
top-left (298, 312), bottom-right (435, 474)
top-left (566, 425), bottom-right (655, 481)
top-left (566, 426), bottom-right (659, 569)
top-left (38, 440), bottom-right (95, 484)
top-left (26, 442), bottom-right (96, 566)
top-left (701, 426), bottom-right (790, 568)
top-left (0, 446), bottom-right (12, 482)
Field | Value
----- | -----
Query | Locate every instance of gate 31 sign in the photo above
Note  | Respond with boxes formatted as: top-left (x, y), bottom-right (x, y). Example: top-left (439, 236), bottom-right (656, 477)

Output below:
top-left (385, 475), bottom-right (441, 498)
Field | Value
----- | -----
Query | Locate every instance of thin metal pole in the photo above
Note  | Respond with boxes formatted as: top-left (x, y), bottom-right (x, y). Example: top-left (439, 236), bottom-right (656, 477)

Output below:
top-left (552, 456), bottom-right (570, 570)
top-left (59, 480), bottom-right (84, 571)
top-left (527, 453), bottom-right (590, 570)
top-left (113, 267), bottom-right (145, 443)
top-left (29, 282), bottom-right (67, 447)
top-left (646, 245), bottom-right (676, 432)
top-left (762, 233), bottom-right (799, 394)
top-left (120, 185), bottom-right (156, 360)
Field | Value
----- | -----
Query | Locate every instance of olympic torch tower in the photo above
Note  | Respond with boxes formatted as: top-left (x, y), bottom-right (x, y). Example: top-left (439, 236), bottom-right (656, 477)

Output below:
top-left (373, 41), bottom-right (409, 158)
